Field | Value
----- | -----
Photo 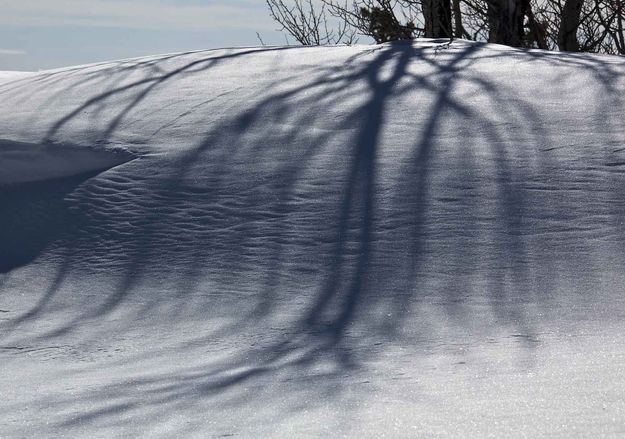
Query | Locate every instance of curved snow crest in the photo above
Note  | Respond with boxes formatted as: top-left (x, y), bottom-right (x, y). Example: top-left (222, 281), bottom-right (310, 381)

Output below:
top-left (0, 139), bottom-right (136, 185)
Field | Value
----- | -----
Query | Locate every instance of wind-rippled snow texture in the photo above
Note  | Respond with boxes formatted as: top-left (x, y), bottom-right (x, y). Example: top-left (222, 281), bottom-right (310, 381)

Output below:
top-left (1, 41), bottom-right (625, 437)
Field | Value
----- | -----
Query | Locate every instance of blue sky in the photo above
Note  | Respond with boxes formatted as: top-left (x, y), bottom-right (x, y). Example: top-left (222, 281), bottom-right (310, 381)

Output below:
top-left (0, 0), bottom-right (292, 71)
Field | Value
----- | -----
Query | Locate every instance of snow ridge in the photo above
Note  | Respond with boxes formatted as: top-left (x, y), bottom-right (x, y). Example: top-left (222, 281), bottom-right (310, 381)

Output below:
top-left (1, 41), bottom-right (625, 437)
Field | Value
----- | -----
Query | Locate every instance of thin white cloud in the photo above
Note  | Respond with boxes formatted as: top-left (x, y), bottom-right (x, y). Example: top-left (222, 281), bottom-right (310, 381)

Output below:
top-left (0, 49), bottom-right (27, 56)
top-left (0, 0), bottom-right (276, 31)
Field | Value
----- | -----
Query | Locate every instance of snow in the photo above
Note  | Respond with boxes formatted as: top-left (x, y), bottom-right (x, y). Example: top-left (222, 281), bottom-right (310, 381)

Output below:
top-left (0, 139), bottom-right (135, 185)
top-left (1, 40), bottom-right (625, 437)
top-left (0, 71), bottom-right (33, 83)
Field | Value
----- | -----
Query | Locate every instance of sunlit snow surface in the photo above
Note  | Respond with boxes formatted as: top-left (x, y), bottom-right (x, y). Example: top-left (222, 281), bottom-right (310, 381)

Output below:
top-left (1, 40), bottom-right (625, 437)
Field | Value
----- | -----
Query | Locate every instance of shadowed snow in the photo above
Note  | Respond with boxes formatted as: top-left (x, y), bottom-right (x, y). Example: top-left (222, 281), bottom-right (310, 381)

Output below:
top-left (0, 139), bottom-right (135, 185)
top-left (1, 40), bottom-right (625, 438)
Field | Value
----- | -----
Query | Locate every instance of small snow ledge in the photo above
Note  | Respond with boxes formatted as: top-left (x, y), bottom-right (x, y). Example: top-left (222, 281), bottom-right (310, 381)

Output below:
top-left (0, 139), bottom-right (136, 185)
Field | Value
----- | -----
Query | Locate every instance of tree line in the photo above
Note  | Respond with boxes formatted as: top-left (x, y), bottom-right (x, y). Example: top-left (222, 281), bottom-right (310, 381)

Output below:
top-left (266, 0), bottom-right (625, 54)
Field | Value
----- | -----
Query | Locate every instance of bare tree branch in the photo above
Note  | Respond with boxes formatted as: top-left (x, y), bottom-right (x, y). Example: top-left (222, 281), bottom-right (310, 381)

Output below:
top-left (266, 0), bottom-right (358, 45)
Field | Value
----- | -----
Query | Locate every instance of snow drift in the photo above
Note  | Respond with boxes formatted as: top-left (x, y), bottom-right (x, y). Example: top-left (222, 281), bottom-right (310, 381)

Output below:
top-left (0, 139), bottom-right (134, 185)
top-left (1, 40), bottom-right (625, 437)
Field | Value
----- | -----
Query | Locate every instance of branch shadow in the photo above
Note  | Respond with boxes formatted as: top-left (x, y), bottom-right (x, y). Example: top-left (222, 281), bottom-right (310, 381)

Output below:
top-left (0, 172), bottom-right (101, 273)
top-left (1, 41), bottom-right (625, 435)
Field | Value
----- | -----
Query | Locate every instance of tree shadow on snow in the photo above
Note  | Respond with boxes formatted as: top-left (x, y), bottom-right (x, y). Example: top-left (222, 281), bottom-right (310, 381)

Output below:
top-left (0, 172), bottom-right (106, 273)
top-left (1, 42), bottom-right (625, 433)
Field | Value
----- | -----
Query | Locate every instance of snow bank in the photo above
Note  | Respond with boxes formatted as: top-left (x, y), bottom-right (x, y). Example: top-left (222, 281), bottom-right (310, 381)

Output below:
top-left (1, 41), bottom-right (625, 437)
top-left (0, 139), bottom-right (135, 185)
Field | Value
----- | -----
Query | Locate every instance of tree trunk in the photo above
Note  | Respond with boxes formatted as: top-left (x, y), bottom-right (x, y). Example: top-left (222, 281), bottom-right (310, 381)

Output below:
top-left (526, 1), bottom-right (548, 49)
top-left (616, 0), bottom-right (625, 54)
top-left (452, 0), bottom-right (463, 39)
top-left (558, 0), bottom-right (583, 51)
top-left (423, 0), bottom-right (452, 38)
top-left (487, 0), bottom-right (527, 47)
